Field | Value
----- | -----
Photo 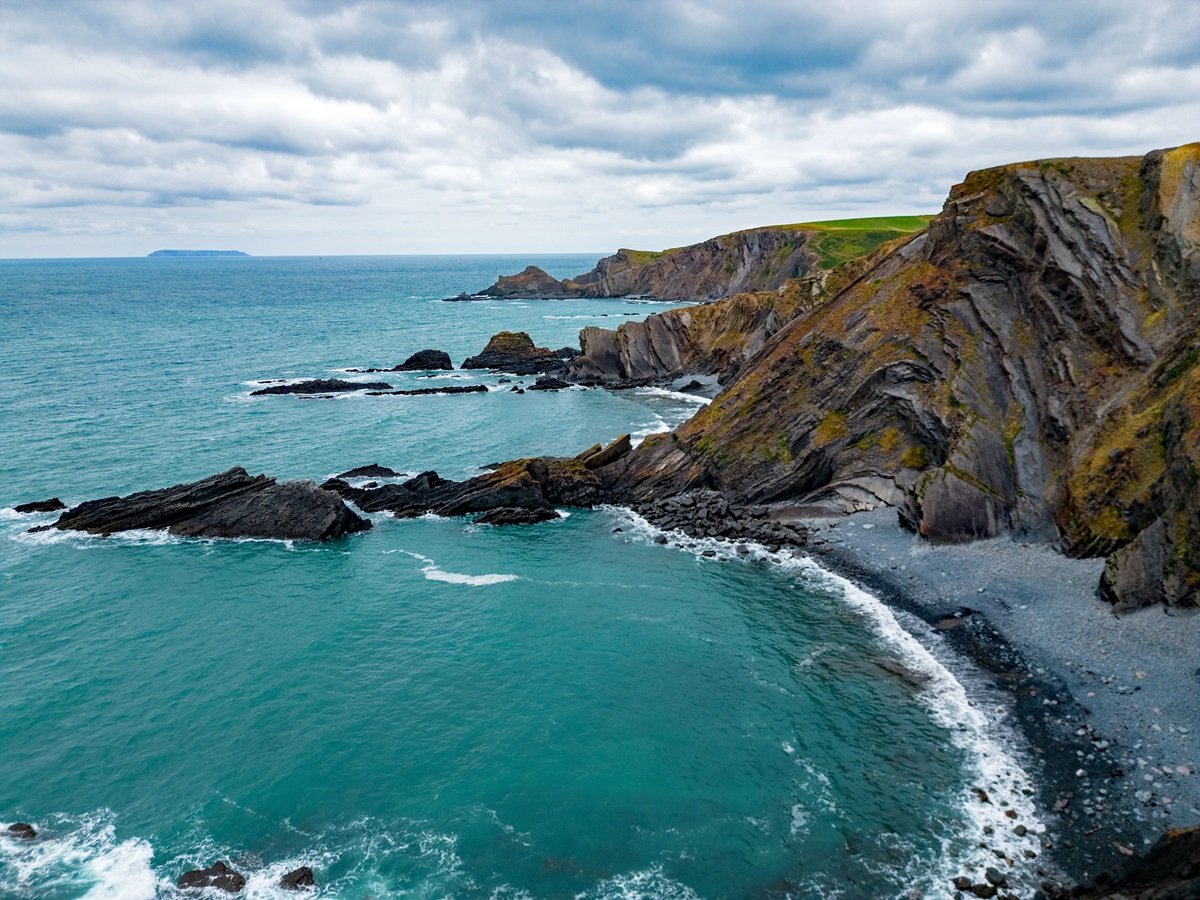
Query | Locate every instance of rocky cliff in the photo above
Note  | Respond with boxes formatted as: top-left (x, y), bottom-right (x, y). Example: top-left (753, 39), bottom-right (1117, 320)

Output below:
top-left (611, 144), bottom-right (1200, 611)
top-left (473, 219), bottom-right (928, 302)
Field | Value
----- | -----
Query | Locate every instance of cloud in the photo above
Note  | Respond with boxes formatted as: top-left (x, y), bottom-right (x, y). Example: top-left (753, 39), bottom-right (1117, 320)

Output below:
top-left (0, 0), bottom-right (1197, 255)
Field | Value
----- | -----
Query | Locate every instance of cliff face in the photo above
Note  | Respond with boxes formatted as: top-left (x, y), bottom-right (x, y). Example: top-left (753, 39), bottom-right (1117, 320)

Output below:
top-left (615, 144), bottom-right (1200, 610)
top-left (477, 219), bottom-right (928, 302)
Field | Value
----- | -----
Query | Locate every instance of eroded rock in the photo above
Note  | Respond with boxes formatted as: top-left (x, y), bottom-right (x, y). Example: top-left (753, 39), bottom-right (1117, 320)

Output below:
top-left (176, 861), bottom-right (246, 893)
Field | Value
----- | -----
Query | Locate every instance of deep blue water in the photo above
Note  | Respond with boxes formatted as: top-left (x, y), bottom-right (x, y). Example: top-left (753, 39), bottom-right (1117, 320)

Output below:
top-left (0, 256), bottom-right (1041, 899)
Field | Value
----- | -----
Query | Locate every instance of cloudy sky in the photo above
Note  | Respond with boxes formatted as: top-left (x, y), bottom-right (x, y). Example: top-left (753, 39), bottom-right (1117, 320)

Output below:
top-left (3, 1), bottom-right (1198, 257)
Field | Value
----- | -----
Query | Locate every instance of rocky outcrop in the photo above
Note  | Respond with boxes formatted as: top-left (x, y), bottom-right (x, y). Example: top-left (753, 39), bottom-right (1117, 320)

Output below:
top-left (4, 823), bottom-right (37, 840)
top-left (323, 436), bottom-right (634, 521)
top-left (279, 866), bottom-right (315, 890)
top-left (324, 457), bottom-right (603, 518)
top-left (528, 376), bottom-right (570, 391)
top-left (566, 280), bottom-right (823, 385)
top-left (349, 349), bottom-right (454, 373)
top-left (364, 385), bottom-right (487, 397)
top-left (474, 506), bottom-right (561, 525)
top-left (633, 490), bottom-right (807, 549)
top-left (337, 464), bottom-right (401, 479)
top-left (251, 379), bottom-right (390, 396)
top-left (50, 467), bottom-right (371, 540)
top-left (13, 498), bottom-right (66, 514)
top-left (609, 144), bottom-right (1200, 609)
top-left (461, 332), bottom-right (564, 375)
top-left (396, 349), bottom-right (453, 371)
top-left (177, 861), bottom-right (246, 893)
top-left (481, 265), bottom-right (569, 298)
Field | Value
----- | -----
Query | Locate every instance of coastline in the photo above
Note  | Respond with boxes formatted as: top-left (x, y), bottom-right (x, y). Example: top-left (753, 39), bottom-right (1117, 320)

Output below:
top-left (784, 505), bottom-right (1200, 889)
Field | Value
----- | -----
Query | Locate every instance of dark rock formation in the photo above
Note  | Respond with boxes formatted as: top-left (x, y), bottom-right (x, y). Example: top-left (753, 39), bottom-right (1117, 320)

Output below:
top-left (610, 143), bottom-right (1200, 609)
top-left (251, 379), bottom-right (390, 396)
top-left (350, 350), bottom-right (454, 372)
top-left (475, 506), bottom-right (560, 525)
top-left (279, 866), bottom-right (315, 890)
top-left (14, 498), bottom-right (66, 514)
top-left (176, 861), bottom-right (246, 893)
top-left (528, 376), bottom-right (570, 391)
top-left (554, 347), bottom-right (581, 360)
top-left (480, 265), bottom-right (569, 298)
top-left (1070, 825), bottom-right (1200, 898)
top-left (325, 457), bottom-right (603, 519)
top-left (631, 490), bottom-right (806, 549)
top-left (51, 467), bottom-right (371, 541)
top-left (461, 332), bottom-right (564, 375)
top-left (4, 823), bottom-right (37, 839)
top-left (397, 349), bottom-right (453, 371)
top-left (337, 464), bottom-right (400, 479)
top-left (578, 434), bottom-right (632, 470)
top-left (364, 385), bottom-right (487, 397)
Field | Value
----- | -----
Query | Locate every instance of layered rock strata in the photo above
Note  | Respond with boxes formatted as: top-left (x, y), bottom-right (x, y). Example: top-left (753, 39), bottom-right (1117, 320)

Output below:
top-left (607, 144), bottom-right (1200, 611)
top-left (461, 331), bottom-right (565, 375)
top-left (48, 467), bottom-right (371, 540)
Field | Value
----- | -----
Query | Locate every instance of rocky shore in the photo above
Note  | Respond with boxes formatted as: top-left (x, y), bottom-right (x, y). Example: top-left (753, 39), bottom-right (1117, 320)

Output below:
top-left (786, 506), bottom-right (1200, 896)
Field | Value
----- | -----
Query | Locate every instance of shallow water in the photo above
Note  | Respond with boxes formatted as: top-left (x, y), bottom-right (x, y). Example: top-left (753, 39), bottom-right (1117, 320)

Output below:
top-left (1, 256), bottom-right (1040, 898)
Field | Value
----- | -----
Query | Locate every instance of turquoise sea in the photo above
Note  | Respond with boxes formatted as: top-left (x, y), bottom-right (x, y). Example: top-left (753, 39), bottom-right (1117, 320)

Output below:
top-left (1, 256), bottom-right (1042, 899)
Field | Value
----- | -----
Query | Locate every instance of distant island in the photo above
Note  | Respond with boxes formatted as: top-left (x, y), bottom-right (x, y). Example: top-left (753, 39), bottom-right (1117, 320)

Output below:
top-left (147, 249), bottom-right (250, 258)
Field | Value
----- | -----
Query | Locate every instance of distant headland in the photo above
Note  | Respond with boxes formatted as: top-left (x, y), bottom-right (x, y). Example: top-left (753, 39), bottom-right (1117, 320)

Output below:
top-left (147, 249), bottom-right (250, 258)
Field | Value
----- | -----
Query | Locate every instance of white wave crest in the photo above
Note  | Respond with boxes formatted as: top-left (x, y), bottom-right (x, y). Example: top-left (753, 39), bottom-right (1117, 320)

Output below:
top-left (634, 387), bottom-right (711, 405)
top-left (390, 550), bottom-right (519, 586)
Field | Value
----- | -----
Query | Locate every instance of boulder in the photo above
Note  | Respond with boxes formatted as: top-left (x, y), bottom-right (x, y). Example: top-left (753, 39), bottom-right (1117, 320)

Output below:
top-left (14, 498), bottom-right (66, 514)
top-left (51, 467), bottom-right (372, 541)
top-left (176, 861), bottom-right (246, 893)
top-left (279, 866), bottom-right (315, 890)
top-left (475, 506), bottom-right (561, 525)
top-left (462, 332), bottom-right (564, 375)
top-left (251, 379), bottom-right (390, 396)
top-left (4, 823), bottom-right (37, 840)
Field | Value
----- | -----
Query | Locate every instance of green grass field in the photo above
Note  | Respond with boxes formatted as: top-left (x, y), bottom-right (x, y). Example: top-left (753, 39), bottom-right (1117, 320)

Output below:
top-left (780, 215), bottom-right (935, 268)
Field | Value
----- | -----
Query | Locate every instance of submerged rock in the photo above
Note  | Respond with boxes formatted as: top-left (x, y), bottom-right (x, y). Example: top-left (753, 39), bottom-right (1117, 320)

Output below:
top-left (364, 385), bottom-right (487, 397)
top-left (13, 498), bottom-right (66, 514)
top-left (337, 464), bottom-right (401, 479)
top-left (251, 379), bottom-right (390, 396)
top-left (51, 467), bottom-right (371, 541)
top-left (279, 866), bottom-right (315, 890)
top-left (176, 861), bottom-right (246, 893)
top-left (475, 506), bottom-right (560, 525)
top-left (528, 376), bottom-right (571, 391)
top-left (462, 331), bottom-right (564, 375)
top-left (4, 823), bottom-right (37, 840)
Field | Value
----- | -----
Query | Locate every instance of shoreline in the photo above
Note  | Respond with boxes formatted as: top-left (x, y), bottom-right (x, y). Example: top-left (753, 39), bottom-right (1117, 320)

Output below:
top-left (783, 505), bottom-right (1200, 890)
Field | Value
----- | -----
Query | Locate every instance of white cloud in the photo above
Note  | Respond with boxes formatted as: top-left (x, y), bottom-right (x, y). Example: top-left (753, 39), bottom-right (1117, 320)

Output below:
top-left (0, 1), bottom-right (1197, 256)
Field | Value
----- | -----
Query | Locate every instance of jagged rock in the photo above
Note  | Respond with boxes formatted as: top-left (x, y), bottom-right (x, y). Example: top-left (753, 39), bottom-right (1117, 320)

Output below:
top-left (555, 347), bottom-right (581, 360)
top-left (14, 498), bottom-right (66, 514)
top-left (337, 464), bottom-right (400, 479)
top-left (176, 861), bottom-right (246, 893)
top-left (475, 506), bottom-right (560, 525)
top-left (528, 376), bottom-right (570, 391)
top-left (611, 143), bottom-right (1200, 607)
top-left (4, 823), bottom-right (36, 839)
top-left (251, 379), bottom-right (390, 396)
top-left (279, 866), bottom-right (315, 890)
top-left (481, 265), bottom-right (574, 298)
top-left (325, 458), bottom-right (603, 519)
top-left (51, 467), bottom-right (371, 541)
top-left (396, 349), bottom-right (453, 371)
top-left (365, 385), bottom-right (487, 397)
top-left (462, 332), bottom-right (563, 375)
top-left (578, 435), bottom-right (632, 470)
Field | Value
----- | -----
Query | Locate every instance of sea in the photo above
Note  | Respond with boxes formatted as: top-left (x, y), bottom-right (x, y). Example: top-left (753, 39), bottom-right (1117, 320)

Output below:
top-left (0, 256), bottom-right (1042, 899)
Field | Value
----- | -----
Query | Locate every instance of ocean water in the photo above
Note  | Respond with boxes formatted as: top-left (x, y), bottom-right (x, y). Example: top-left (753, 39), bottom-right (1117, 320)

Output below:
top-left (0, 256), bottom-right (1041, 899)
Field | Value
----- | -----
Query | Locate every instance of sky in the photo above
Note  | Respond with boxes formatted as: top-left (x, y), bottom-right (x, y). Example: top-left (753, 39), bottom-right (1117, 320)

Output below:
top-left (2, 1), bottom-right (1198, 257)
